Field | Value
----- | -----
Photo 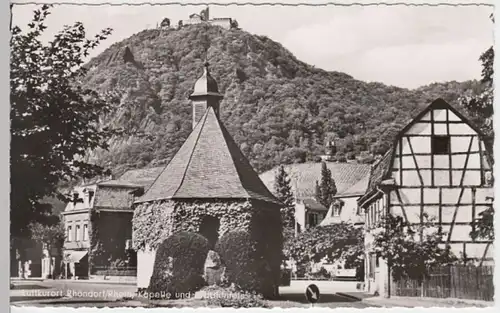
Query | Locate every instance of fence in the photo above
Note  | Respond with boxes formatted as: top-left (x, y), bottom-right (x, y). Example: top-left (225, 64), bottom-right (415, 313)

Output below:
top-left (393, 265), bottom-right (494, 301)
top-left (90, 266), bottom-right (137, 277)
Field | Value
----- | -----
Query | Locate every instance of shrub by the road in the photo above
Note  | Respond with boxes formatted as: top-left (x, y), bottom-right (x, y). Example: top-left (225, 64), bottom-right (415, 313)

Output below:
top-left (215, 231), bottom-right (261, 292)
top-left (148, 231), bottom-right (210, 299)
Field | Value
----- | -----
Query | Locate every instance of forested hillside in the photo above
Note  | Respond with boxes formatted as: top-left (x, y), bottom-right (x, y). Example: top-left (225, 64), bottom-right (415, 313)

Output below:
top-left (82, 23), bottom-right (480, 175)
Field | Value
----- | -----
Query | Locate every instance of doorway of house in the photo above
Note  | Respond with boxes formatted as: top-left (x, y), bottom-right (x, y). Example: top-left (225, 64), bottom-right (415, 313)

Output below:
top-left (199, 216), bottom-right (220, 249)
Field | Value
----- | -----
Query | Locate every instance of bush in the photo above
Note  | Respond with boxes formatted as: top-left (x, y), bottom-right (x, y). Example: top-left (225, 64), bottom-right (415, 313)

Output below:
top-left (201, 285), bottom-right (270, 308)
top-left (336, 153), bottom-right (347, 163)
top-left (358, 151), bottom-right (375, 164)
top-left (148, 231), bottom-right (210, 299)
top-left (295, 265), bottom-right (307, 278)
top-left (310, 266), bottom-right (331, 280)
top-left (312, 156), bottom-right (323, 163)
top-left (215, 231), bottom-right (261, 292)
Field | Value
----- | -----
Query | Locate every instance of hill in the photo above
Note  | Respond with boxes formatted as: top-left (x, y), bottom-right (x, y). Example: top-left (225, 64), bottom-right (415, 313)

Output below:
top-left (81, 23), bottom-right (480, 175)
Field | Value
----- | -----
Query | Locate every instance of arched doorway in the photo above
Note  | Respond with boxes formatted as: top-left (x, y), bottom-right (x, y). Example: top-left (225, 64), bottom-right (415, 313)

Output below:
top-left (199, 216), bottom-right (220, 249)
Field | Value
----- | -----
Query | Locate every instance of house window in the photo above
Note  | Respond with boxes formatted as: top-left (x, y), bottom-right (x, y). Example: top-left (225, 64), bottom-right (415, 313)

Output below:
top-left (67, 226), bottom-right (72, 242)
top-left (369, 253), bottom-right (376, 278)
top-left (83, 224), bottom-right (88, 241)
top-left (333, 205), bottom-right (341, 217)
top-left (88, 191), bottom-right (95, 205)
top-left (431, 136), bottom-right (450, 155)
top-left (75, 225), bottom-right (81, 241)
top-left (72, 193), bottom-right (79, 205)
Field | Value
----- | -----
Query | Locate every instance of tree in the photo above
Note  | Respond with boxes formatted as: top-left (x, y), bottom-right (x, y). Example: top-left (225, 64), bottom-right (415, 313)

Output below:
top-left (10, 5), bottom-right (114, 245)
top-left (459, 16), bottom-right (494, 137)
top-left (460, 18), bottom-right (494, 241)
top-left (284, 223), bottom-right (363, 275)
top-left (274, 165), bottom-right (295, 229)
top-left (230, 19), bottom-right (239, 30)
top-left (470, 205), bottom-right (494, 241)
top-left (29, 217), bottom-right (66, 278)
top-left (315, 162), bottom-right (337, 208)
top-left (160, 17), bottom-right (170, 28)
top-left (372, 214), bottom-right (457, 281)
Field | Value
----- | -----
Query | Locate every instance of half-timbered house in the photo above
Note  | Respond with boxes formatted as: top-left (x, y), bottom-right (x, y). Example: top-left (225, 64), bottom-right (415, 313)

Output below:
top-left (359, 98), bottom-right (494, 296)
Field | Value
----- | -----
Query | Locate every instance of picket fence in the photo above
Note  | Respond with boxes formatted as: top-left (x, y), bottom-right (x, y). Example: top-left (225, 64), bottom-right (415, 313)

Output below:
top-left (392, 265), bottom-right (494, 301)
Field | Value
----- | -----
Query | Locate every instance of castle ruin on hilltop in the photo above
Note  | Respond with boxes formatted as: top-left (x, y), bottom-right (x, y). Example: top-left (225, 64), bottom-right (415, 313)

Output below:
top-left (182, 7), bottom-right (237, 30)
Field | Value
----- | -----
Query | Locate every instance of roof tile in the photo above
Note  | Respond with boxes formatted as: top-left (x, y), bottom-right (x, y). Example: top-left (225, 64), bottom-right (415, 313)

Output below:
top-left (137, 107), bottom-right (280, 204)
top-left (259, 162), bottom-right (372, 200)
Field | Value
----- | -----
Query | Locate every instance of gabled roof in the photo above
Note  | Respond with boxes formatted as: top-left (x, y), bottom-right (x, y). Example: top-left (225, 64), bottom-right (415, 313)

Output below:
top-left (105, 166), bottom-right (165, 190)
top-left (397, 98), bottom-right (486, 139)
top-left (259, 162), bottom-right (371, 200)
top-left (93, 185), bottom-right (136, 210)
top-left (359, 150), bottom-right (392, 203)
top-left (137, 107), bottom-right (280, 204)
top-left (359, 98), bottom-right (492, 204)
top-left (302, 198), bottom-right (328, 211)
top-left (339, 172), bottom-right (371, 198)
top-left (63, 167), bottom-right (165, 213)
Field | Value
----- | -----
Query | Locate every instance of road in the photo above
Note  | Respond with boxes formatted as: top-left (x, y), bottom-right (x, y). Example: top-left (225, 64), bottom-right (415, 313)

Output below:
top-left (272, 282), bottom-right (375, 308)
top-left (10, 279), bottom-right (376, 308)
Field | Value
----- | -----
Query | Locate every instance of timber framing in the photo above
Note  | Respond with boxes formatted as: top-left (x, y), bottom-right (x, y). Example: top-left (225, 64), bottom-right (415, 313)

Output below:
top-left (360, 98), bottom-right (494, 265)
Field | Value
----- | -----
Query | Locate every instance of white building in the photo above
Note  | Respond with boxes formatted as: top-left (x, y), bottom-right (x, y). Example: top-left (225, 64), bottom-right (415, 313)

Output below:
top-left (260, 162), bottom-right (371, 232)
top-left (359, 98), bottom-right (494, 296)
top-left (260, 162), bottom-right (371, 278)
top-left (182, 7), bottom-right (233, 30)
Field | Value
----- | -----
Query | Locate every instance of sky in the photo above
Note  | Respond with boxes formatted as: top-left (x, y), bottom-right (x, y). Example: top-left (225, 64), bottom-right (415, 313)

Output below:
top-left (11, 0), bottom-right (495, 89)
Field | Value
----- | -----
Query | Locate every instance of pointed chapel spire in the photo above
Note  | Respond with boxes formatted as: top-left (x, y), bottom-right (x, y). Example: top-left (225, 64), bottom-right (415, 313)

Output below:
top-left (189, 61), bottom-right (224, 128)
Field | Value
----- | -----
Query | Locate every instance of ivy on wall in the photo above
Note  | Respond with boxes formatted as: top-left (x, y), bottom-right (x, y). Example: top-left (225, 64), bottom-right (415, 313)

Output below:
top-left (89, 208), bottom-right (134, 272)
top-left (132, 200), bottom-right (255, 251)
top-left (133, 198), bottom-right (283, 298)
top-left (89, 208), bottom-right (102, 272)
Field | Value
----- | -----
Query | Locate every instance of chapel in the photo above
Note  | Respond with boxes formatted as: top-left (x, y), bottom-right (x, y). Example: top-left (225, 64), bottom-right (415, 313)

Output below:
top-left (132, 62), bottom-right (283, 297)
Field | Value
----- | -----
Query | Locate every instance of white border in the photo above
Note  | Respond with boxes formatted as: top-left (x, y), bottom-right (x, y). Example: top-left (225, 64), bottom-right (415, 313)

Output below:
top-left (6, 0), bottom-right (499, 312)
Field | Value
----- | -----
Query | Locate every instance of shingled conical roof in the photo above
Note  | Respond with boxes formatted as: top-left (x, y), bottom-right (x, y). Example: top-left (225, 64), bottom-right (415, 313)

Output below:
top-left (136, 106), bottom-right (280, 204)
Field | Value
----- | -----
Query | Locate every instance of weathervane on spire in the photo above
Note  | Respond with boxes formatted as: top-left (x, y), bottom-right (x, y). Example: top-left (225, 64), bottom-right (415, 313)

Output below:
top-left (202, 23), bottom-right (211, 68)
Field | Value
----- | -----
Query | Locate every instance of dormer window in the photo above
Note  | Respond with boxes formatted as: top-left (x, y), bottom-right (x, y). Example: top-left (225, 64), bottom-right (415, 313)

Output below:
top-left (331, 199), bottom-right (344, 217)
top-left (333, 206), bottom-right (341, 217)
top-left (431, 135), bottom-right (450, 155)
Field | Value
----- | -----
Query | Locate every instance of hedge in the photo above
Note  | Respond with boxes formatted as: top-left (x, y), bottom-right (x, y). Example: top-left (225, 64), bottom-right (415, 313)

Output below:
top-left (148, 231), bottom-right (210, 299)
top-left (216, 231), bottom-right (266, 293)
